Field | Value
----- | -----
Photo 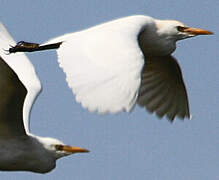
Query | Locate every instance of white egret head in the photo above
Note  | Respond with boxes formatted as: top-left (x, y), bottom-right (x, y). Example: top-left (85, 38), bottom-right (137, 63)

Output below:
top-left (37, 137), bottom-right (89, 159)
top-left (155, 19), bottom-right (213, 41)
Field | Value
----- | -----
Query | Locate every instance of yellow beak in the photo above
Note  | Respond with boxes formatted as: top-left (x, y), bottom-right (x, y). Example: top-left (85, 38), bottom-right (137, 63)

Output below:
top-left (183, 27), bottom-right (213, 35)
top-left (63, 145), bottom-right (89, 153)
top-left (56, 145), bottom-right (89, 153)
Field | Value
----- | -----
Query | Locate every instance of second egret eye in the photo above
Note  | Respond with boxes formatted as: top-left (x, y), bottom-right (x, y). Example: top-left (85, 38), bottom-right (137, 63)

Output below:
top-left (176, 26), bottom-right (187, 32)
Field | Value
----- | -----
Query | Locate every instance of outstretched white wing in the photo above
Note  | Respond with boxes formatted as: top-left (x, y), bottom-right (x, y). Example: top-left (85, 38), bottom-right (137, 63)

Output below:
top-left (0, 23), bottom-right (41, 134)
top-left (47, 15), bottom-right (153, 114)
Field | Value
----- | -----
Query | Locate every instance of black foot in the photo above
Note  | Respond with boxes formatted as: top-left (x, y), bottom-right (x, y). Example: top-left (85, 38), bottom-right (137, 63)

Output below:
top-left (7, 41), bottom-right (40, 54)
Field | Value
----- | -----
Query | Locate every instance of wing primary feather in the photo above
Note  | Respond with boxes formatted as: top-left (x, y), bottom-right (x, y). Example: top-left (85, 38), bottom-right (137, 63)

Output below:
top-left (137, 55), bottom-right (190, 121)
top-left (0, 56), bottom-right (27, 136)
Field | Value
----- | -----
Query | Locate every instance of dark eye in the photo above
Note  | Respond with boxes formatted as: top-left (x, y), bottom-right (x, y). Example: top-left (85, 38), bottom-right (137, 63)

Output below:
top-left (55, 144), bottom-right (64, 151)
top-left (176, 26), bottom-right (187, 32)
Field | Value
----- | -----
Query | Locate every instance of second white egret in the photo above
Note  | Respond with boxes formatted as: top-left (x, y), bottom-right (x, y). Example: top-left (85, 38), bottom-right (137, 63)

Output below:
top-left (0, 23), bottom-right (89, 174)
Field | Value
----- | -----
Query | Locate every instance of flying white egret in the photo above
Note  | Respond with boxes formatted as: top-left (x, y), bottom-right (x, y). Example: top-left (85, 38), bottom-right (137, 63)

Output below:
top-left (8, 15), bottom-right (213, 121)
top-left (0, 23), bottom-right (89, 174)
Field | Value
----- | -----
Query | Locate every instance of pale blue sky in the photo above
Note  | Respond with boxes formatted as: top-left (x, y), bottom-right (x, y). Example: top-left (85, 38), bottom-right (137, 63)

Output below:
top-left (0, 0), bottom-right (218, 179)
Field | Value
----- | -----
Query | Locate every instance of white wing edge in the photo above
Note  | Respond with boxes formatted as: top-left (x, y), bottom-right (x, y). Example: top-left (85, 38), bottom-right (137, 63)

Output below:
top-left (0, 22), bottom-right (42, 134)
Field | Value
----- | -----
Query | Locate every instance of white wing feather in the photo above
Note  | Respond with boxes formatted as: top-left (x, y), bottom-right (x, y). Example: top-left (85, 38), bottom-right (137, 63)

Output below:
top-left (0, 23), bottom-right (41, 134)
top-left (46, 15), bottom-right (153, 114)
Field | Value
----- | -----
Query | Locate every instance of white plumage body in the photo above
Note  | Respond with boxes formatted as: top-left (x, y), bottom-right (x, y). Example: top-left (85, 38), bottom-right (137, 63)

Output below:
top-left (47, 16), bottom-right (151, 113)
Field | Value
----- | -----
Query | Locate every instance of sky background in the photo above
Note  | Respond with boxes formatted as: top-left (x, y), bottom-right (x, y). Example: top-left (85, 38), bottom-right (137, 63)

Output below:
top-left (0, 0), bottom-right (218, 179)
